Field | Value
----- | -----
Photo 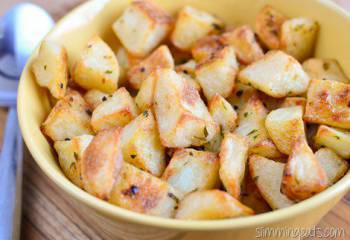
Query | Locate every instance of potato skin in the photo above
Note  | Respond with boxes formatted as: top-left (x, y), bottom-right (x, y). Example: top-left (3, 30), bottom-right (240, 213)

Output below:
top-left (81, 127), bottom-right (124, 200)
top-left (281, 137), bottom-right (329, 201)
top-left (304, 79), bottom-right (350, 129)
top-left (175, 190), bottom-right (254, 220)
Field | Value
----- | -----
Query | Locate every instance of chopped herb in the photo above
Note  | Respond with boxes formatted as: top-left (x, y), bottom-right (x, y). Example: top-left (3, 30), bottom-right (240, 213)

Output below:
top-left (236, 90), bottom-right (243, 97)
top-left (247, 129), bottom-right (258, 136)
top-left (168, 192), bottom-right (179, 203)
top-left (85, 109), bottom-right (92, 116)
top-left (109, 94), bottom-right (113, 98)
top-left (323, 62), bottom-right (330, 71)
top-left (183, 70), bottom-right (189, 74)
top-left (130, 154), bottom-right (137, 159)
top-left (287, 91), bottom-right (292, 95)
top-left (220, 127), bottom-right (225, 138)
top-left (142, 110), bottom-right (149, 117)
top-left (244, 112), bottom-right (249, 118)
top-left (60, 83), bottom-right (64, 89)
top-left (140, 67), bottom-right (145, 72)
top-left (233, 105), bottom-right (239, 110)
top-left (88, 44), bottom-right (92, 48)
top-left (189, 152), bottom-right (193, 156)
top-left (222, 101), bottom-right (227, 110)
top-left (294, 24), bottom-right (304, 31)
top-left (73, 152), bottom-right (78, 160)
top-left (253, 134), bottom-right (259, 140)
top-left (105, 70), bottom-right (113, 74)
top-left (203, 126), bottom-right (209, 138)
top-left (334, 136), bottom-right (340, 140)
top-left (102, 96), bottom-right (107, 101)
top-left (44, 65), bottom-right (47, 70)
top-left (64, 138), bottom-right (71, 141)
top-left (253, 176), bottom-right (259, 182)
top-left (212, 23), bottom-right (223, 31)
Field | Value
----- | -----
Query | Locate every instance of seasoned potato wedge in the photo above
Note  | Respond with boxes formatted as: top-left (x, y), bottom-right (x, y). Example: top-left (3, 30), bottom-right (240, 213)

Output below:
top-left (304, 79), bottom-right (350, 129)
top-left (302, 58), bottom-right (350, 83)
top-left (162, 148), bottom-right (220, 196)
top-left (195, 46), bottom-right (238, 100)
top-left (249, 155), bottom-right (294, 209)
top-left (154, 69), bottom-right (218, 147)
top-left (238, 51), bottom-right (310, 98)
top-left (112, 0), bottom-right (173, 57)
top-left (41, 90), bottom-right (93, 141)
top-left (191, 35), bottom-right (225, 62)
top-left (81, 127), bottom-right (124, 200)
top-left (127, 45), bottom-right (174, 89)
top-left (221, 25), bottom-right (264, 64)
top-left (219, 133), bottom-right (248, 198)
top-left (171, 6), bottom-right (224, 51)
top-left (255, 5), bottom-right (287, 50)
top-left (73, 36), bottom-right (119, 93)
top-left (84, 89), bottom-right (110, 110)
top-left (209, 94), bottom-right (237, 133)
top-left (234, 94), bottom-right (282, 159)
top-left (280, 17), bottom-right (319, 62)
top-left (265, 106), bottom-right (306, 155)
top-left (91, 87), bottom-right (139, 132)
top-left (175, 190), bottom-right (254, 220)
top-left (314, 125), bottom-right (350, 159)
top-left (227, 83), bottom-right (257, 112)
top-left (121, 110), bottom-right (165, 177)
top-left (54, 135), bottom-right (93, 188)
top-left (109, 163), bottom-right (180, 218)
top-left (280, 97), bottom-right (307, 112)
top-left (315, 148), bottom-right (349, 184)
top-left (32, 40), bottom-right (68, 99)
top-left (281, 137), bottom-right (328, 201)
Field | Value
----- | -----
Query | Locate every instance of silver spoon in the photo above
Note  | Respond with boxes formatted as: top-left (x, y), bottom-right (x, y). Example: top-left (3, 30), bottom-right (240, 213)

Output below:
top-left (0, 4), bottom-right (53, 239)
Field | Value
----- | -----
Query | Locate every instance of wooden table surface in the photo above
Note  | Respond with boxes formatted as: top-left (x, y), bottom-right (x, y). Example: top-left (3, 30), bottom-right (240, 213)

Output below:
top-left (0, 0), bottom-right (349, 239)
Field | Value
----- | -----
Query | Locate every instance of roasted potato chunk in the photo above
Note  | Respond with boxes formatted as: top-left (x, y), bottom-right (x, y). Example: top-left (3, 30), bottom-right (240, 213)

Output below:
top-left (238, 51), bottom-right (310, 98)
top-left (314, 125), bottom-right (350, 159)
top-left (315, 148), bottom-right (349, 184)
top-left (234, 94), bottom-right (282, 159)
top-left (72, 36), bottom-right (119, 93)
top-left (112, 0), bottom-right (173, 57)
top-left (134, 72), bottom-right (156, 112)
top-left (32, 40), bottom-right (68, 99)
top-left (281, 137), bottom-right (329, 201)
top-left (219, 133), bottom-right (248, 198)
top-left (116, 46), bottom-right (142, 83)
top-left (249, 155), bottom-right (294, 209)
top-left (304, 79), bottom-right (350, 129)
top-left (175, 190), bottom-right (254, 220)
top-left (162, 149), bottom-right (219, 196)
top-left (171, 6), bottom-right (224, 51)
top-left (154, 69), bottom-right (218, 147)
top-left (280, 17), bottom-right (319, 62)
top-left (109, 163), bottom-right (180, 218)
top-left (41, 90), bottom-right (93, 141)
top-left (121, 110), bottom-right (165, 177)
top-left (81, 127), bottom-right (124, 200)
top-left (221, 25), bottom-right (264, 64)
top-left (302, 58), bottom-right (350, 83)
top-left (265, 106), bottom-right (306, 155)
top-left (91, 87), bottom-right (139, 132)
top-left (227, 83), bottom-right (257, 112)
top-left (195, 46), bottom-right (238, 100)
top-left (84, 89), bottom-right (110, 110)
top-left (191, 35), bottom-right (225, 62)
top-left (127, 45), bottom-right (174, 89)
top-left (280, 97), bottom-right (306, 112)
top-left (209, 94), bottom-right (237, 133)
top-left (255, 5), bottom-right (287, 50)
top-left (54, 135), bottom-right (93, 188)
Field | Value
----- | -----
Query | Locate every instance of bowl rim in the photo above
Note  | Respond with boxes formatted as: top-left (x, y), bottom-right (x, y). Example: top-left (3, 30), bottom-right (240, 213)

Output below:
top-left (18, 0), bottom-right (350, 231)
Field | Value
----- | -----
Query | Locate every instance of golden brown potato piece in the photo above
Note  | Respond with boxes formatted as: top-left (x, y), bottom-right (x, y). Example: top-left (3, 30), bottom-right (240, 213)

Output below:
top-left (191, 35), bottom-right (225, 62)
top-left (32, 40), bottom-right (68, 99)
top-left (255, 5), bottom-right (287, 50)
top-left (41, 90), bottom-right (93, 141)
top-left (238, 51), bottom-right (310, 98)
top-left (127, 45), bottom-right (174, 89)
top-left (249, 155), bottom-right (294, 209)
top-left (91, 87), bottom-right (139, 132)
top-left (84, 89), bottom-right (110, 110)
top-left (162, 148), bottom-right (220, 196)
top-left (219, 133), bottom-right (248, 198)
top-left (134, 72), bottom-right (157, 112)
top-left (280, 97), bottom-right (307, 112)
top-left (195, 46), bottom-right (238, 100)
top-left (175, 190), bottom-right (254, 220)
top-left (234, 94), bottom-right (283, 159)
top-left (281, 137), bottom-right (329, 201)
top-left (315, 148), bottom-right (349, 184)
top-left (112, 0), bottom-right (173, 57)
top-left (265, 106), bottom-right (306, 155)
top-left (121, 110), bottom-right (165, 177)
top-left (280, 17), bottom-right (319, 62)
top-left (171, 6), bottom-right (224, 51)
top-left (302, 58), bottom-right (350, 83)
top-left (109, 163), bottom-right (181, 218)
top-left (54, 135), bottom-right (93, 188)
top-left (221, 25), bottom-right (264, 64)
top-left (314, 125), bottom-right (350, 159)
top-left (209, 94), bottom-right (237, 133)
top-left (227, 83), bottom-right (257, 112)
top-left (72, 36), bottom-right (119, 93)
top-left (154, 69), bottom-right (218, 147)
top-left (304, 79), bottom-right (350, 129)
top-left (81, 127), bottom-right (124, 200)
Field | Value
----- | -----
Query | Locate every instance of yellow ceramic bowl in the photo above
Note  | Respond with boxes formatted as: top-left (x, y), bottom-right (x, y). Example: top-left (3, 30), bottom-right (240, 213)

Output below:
top-left (18, 0), bottom-right (350, 239)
